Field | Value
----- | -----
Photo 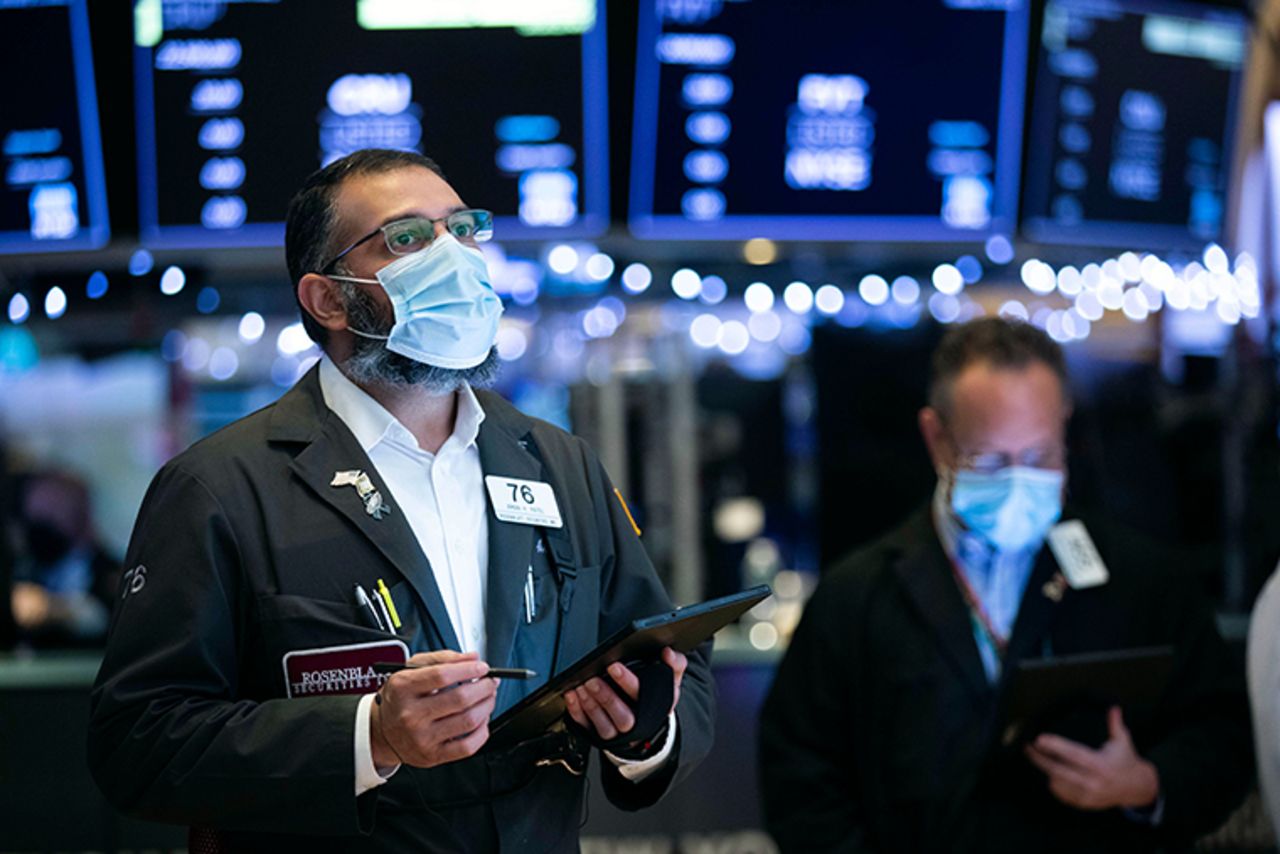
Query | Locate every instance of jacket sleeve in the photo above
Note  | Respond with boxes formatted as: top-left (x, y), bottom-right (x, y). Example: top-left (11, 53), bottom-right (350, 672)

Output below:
top-left (580, 449), bottom-right (717, 810)
top-left (758, 573), bottom-right (878, 854)
top-left (86, 464), bottom-right (375, 835)
top-left (1142, 571), bottom-right (1254, 843)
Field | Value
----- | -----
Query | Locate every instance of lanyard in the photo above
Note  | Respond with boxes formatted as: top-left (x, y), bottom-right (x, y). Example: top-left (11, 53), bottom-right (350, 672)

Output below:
top-left (946, 557), bottom-right (1008, 657)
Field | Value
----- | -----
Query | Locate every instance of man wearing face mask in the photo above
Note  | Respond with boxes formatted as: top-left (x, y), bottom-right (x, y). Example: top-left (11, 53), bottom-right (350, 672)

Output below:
top-left (11, 470), bottom-right (115, 647)
top-left (759, 317), bottom-right (1251, 852)
top-left (88, 149), bottom-right (714, 852)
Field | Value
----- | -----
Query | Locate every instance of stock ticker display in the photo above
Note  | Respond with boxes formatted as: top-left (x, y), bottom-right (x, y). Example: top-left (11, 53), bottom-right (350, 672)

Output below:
top-left (135, 0), bottom-right (608, 247)
top-left (629, 0), bottom-right (1031, 241)
top-left (0, 0), bottom-right (109, 253)
top-left (1022, 0), bottom-right (1247, 247)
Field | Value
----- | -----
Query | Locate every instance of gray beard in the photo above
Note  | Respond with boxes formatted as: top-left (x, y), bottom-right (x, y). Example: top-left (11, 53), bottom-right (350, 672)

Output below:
top-left (335, 280), bottom-right (500, 395)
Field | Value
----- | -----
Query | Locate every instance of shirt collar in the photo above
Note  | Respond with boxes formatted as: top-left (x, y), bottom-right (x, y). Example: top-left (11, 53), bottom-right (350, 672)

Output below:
top-left (451, 382), bottom-right (486, 450)
top-left (318, 355), bottom-right (486, 454)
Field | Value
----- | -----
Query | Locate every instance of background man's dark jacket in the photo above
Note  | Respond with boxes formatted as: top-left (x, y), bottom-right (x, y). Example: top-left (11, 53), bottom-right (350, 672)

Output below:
top-left (759, 507), bottom-right (1251, 853)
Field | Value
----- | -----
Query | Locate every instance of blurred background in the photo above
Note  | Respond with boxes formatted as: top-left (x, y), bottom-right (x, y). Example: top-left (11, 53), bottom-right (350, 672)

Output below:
top-left (1, 0), bottom-right (1278, 850)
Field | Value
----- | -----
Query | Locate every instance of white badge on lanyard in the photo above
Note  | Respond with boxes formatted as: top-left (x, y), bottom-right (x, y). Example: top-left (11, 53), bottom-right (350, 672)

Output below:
top-left (1046, 520), bottom-right (1110, 589)
top-left (485, 475), bottom-right (563, 528)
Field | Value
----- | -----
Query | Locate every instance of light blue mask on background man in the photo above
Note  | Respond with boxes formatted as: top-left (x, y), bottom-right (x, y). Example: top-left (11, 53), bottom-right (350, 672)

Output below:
top-left (332, 232), bottom-right (503, 370)
top-left (949, 466), bottom-right (1064, 553)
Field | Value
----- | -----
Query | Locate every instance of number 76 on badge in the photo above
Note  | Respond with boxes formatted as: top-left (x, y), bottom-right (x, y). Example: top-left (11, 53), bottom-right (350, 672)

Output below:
top-left (484, 475), bottom-right (563, 528)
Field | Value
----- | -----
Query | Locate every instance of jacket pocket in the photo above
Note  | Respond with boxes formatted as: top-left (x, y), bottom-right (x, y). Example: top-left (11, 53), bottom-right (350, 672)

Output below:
top-left (256, 592), bottom-right (369, 624)
top-left (254, 592), bottom-right (395, 663)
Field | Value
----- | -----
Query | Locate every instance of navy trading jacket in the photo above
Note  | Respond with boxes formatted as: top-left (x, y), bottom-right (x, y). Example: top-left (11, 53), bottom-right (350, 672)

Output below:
top-left (760, 507), bottom-right (1251, 853)
top-left (87, 366), bottom-right (715, 852)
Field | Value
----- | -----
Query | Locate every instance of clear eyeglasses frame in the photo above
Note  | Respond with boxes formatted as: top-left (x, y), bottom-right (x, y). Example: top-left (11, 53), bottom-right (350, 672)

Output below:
top-left (951, 447), bottom-right (1067, 476)
top-left (319, 209), bottom-right (494, 274)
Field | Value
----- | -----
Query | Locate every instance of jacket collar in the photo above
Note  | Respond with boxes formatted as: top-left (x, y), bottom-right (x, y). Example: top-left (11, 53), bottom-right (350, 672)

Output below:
top-left (890, 508), bottom-right (993, 701)
top-left (268, 366), bottom-right (461, 650)
top-left (473, 389), bottom-right (545, 670)
top-left (268, 367), bottom-right (549, 665)
top-left (265, 363), bottom-right (520, 444)
top-left (890, 506), bottom-right (1066, 702)
top-left (316, 356), bottom-right (486, 455)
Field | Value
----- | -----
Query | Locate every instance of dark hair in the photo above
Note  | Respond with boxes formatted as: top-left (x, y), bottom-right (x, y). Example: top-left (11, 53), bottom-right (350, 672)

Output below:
top-left (928, 317), bottom-right (1069, 418)
top-left (284, 149), bottom-right (446, 347)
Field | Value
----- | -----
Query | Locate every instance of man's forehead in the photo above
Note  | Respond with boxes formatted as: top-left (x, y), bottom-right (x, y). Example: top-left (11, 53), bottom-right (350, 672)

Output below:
top-left (332, 166), bottom-right (463, 235)
top-left (953, 359), bottom-right (1062, 393)
top-left (949, 361), bottom-right (1066, 426)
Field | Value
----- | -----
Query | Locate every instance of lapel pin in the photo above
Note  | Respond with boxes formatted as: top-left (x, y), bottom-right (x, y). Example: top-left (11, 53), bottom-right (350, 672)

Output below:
top-left (331, 470), bottom-right (361, 488)
top-left (353, 472), bottom-right (376, 498)
top-left (1042, 572), bottom-right (1068, 603)
top-left (331, 470), bottom-right (392, 520)
top-left (362, 491), bottom-right (390, 520)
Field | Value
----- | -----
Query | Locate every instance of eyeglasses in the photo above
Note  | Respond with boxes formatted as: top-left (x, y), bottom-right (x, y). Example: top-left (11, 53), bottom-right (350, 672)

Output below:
top-left (319, 209), bottom-right (494, 273)
top-left (952, 447), bottom-right (1067, 476)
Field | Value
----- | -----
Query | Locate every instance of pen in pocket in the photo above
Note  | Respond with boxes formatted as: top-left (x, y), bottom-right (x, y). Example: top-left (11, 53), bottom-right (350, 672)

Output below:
top-left (353, 584), bottom-right (386, 631)
top-left (524, 565), bottom-right (536, 624)
top-left (371, 587), bottom-right (394, 632)
top-left (376, 578), bottom-right (402, 630)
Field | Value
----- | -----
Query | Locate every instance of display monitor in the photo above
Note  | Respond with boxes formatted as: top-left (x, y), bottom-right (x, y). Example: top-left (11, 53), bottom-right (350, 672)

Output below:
top-left (628, 0), bottom-right (1030, 241)
top-left (1022, 0), bottom-right (1247, 248)
top-left (135, 0), bottom-right (608, 248)
top-left (0, 0), bottom-right (109, 254)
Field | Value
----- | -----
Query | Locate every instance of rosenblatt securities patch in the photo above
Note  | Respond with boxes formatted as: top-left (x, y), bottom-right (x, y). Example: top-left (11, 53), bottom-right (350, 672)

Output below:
top-left (281, 639), bottom-right (409, 698)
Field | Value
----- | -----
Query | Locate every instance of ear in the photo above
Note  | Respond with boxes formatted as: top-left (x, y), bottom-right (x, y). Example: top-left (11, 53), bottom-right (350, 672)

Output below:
top-left (918, 406), bottom-right (950, 475)
top-left (296, 273), bottom-right (349, 333)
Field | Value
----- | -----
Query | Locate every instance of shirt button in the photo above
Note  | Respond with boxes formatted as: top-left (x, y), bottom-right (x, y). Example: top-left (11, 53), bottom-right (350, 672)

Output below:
top-left (471, 628), bottom-right (481, 641)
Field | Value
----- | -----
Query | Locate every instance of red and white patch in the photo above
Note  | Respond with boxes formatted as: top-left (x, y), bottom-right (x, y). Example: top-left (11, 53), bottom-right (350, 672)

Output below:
top-left (281, 639), bottom-right (409, 698)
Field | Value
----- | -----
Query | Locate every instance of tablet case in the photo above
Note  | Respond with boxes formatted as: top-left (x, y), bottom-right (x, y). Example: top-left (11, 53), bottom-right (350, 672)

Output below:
top-left (999, 645), bottom-right (1175, 748)
top-left (487, 584), bottom-right (771, 748)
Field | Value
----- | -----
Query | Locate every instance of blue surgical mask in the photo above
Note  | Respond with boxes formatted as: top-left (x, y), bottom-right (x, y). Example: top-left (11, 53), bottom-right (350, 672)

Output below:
top-left (331, 233), bottom-right (503, 370)
top-left (948, 466), bottom-right (1064, 553)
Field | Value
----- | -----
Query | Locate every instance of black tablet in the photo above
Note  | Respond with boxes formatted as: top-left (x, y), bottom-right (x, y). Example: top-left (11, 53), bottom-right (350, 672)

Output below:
top-left (487, 584), bottom-right (771, 747)
top-left (999, 646), bottom-right (1175, 748)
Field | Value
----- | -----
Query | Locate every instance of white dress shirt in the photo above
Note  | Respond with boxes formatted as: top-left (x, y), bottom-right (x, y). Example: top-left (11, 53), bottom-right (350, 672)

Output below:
top-left (321, 356), bottom-right (489, 657)
top-left (317, 357), bottom-right (673, 795)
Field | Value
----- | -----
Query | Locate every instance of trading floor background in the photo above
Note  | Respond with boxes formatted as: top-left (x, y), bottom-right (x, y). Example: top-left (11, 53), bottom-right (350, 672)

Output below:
top-left (1, 0), bottom-right (1278, 850)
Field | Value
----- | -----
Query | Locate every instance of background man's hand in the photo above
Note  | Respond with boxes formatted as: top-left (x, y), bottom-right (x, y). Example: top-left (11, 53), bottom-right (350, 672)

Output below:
top-left (1025, 706), bottom-right (1160, 811)
top-left (11, 582), bottom-right (52, 629)
top-left (563, 646), bottom-right (687, 742)
top-left (369, 650), bottom-right (498, 769)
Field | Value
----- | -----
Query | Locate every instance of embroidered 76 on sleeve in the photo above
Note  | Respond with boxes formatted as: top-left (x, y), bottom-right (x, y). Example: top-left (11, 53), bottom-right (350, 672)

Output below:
top-left (121, 564), bottom-right (148, 599)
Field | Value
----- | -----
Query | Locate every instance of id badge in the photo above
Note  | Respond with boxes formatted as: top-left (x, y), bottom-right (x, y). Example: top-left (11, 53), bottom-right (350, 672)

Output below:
top-left (1046, 520), bottom-right (1110, 589)
top-left (485, 475), bottom-right (564, 528)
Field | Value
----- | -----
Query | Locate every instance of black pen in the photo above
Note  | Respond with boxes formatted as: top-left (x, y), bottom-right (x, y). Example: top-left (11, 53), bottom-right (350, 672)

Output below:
top-left (373, 662), bottom-right (535, 678)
